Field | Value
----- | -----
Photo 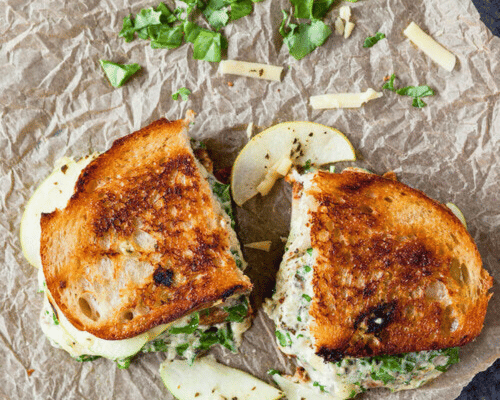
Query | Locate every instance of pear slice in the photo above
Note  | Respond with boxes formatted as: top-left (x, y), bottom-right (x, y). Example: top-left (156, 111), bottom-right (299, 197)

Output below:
top-left (159, 357), bottom-right (284, 400)
top-left (272, 374), bottom-right (351, 400)
top-left (231, 122), bottom-right (356, 206)
top-left (446, 202), bottom-right (467, 229)
top-left (20, 155), bottom-right (98, 269)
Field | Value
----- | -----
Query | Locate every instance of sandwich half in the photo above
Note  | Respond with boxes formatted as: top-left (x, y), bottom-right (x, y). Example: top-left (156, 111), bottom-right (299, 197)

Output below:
top-left (265, 169), bottom-right (492, 398)
top-left (21, 113), bottom-right (253, 367)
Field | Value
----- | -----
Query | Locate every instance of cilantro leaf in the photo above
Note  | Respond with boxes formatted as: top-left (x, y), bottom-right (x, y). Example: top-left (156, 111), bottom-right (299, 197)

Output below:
top-left (134, 7), bottom-right (163, 31)
top-left (306, 248), bottom-right (313, 255)
top-left (119, 15), bottom-right (135, 42)
top-left (281, 19), bottom-right (332, 60)
top-left (382, 73), bottom-right (396, 91)
top-left (363, 32), bottom-right (386, 48)
top-left (231, 0), bottom-right (253, 20)
top-left (302, 293), bottom-right (312, 301)
top-left (156, 2), bottom-right (177, 24)
top-left (169, 312), bottom-right (199, 334)
top-left (172, 87), bottom-right (192, 101)
top-left (267, 369), bottom-right (281, 376)
top-left (224, 297), bottom-right (249, 323)
top-left (275, 330), bottom-right (293, 347)
top-left (175, 343), bottom-right (190, 356)
top-left (74, 355), bottom-right (100, 362)
top-left (151, 25), bottom-right (184, 49)
top-left (311, 0), bottom-right (338, 20)
top-left (183, 21), bottom-right (203, 43)
top-left (395, 85), bottom-right (435, 98)
top-left (193, 30), bottom-right (223, 62)
top-left (204, 6), bottom-right (230, 31)
top-left (412, 97), bottom-right (427, 108)
top-left (382, 74), bottom-right (435, 107)
top-left (99, 60), bottom-right (141, 88)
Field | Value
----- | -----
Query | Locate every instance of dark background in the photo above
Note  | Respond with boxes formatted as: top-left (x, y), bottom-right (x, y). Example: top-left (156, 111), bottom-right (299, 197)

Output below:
top-left (457, 0), bottom-right (499, 399)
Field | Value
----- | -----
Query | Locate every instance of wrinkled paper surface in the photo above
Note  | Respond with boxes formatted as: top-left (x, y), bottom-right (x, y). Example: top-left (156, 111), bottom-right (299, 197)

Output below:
top-left (1, 0), bottom-right (499, 398)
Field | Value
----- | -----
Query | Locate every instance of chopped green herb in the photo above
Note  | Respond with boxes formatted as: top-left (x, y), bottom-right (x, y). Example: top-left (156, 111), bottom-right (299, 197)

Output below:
top-left (118, 1), bottom-right (262, 63)
top-left (217, 326), bottom-right (237, 352)
top-left (303, 159), bottom-right (313, 172)
top-left (347, 389), bottom-right (358, 399)
top-left (329, 165), bottom-right (336, 173)
top-left (99, 60), bottom-right (141, 88)
top-left (306, 247), bottom-right (313, 256)
top-left (302, 293), bottom-right (312, 302)
top-left (224, 297), bottom-right (249, 323)
top-left (275, 330), bottom-right (293, 347)
top-left (116, 356), bottom-right (133, 369)
top-left (363, 32), bottom-right (386, 48)
top-left (193, 30), bottom-right (223, 62)
top-left (297, 316), bottom-right (302, 322)
top-left (280, 13), bottom-right (332, 60)
top-left (176, 343), bottom-right (190, 356)
top-left (169, 312), bottom-right (199, 334)
top-left (172, 87), bottom-right (192, 101)
top-left (382, 73), bottom-right (435, 108)
top-left (74, 355), bottom-right (100, 362)
top-left (267, 369), bottom-right (281, 376)
top-left (52, 312), bottom-right (59, 326)
top-left (211, 181), bottom-right (231, 203)
top-left (313, 381), bottom-right (327, 392)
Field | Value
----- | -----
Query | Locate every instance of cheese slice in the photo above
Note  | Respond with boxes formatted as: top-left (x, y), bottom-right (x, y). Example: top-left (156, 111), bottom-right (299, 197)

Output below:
top-left (310, 88), bottom-right (383, 109)
top-left (404, 21), bottom-right (456, 72)
top-left (220, 60), bottom-right (283, 81)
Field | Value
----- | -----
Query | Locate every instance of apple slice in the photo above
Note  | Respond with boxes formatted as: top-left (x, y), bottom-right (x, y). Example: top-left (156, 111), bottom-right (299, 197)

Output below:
top-left (446, 202), bottom-right (467, 229)
top-left (231, 122), bottom-right (356, 206)
top-left (160, 357), bottom-right (284, 400)
top-left (272, 374), bottom-right (352, 400)
top-left (20, 155), bottom-right (98, 269)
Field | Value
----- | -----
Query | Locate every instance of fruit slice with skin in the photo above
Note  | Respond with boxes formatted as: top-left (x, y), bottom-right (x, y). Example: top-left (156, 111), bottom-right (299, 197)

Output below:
top-left (446, 202), bottom-right (467, 229)
top-left (231, 121), bottom-right (356, 206)
top-left (159, 357), bottom-right (284, 400)
top-left (272, 374), bottom-right (350, 400)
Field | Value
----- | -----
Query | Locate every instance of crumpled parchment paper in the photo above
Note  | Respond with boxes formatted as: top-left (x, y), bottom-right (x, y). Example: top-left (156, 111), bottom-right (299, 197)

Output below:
top-left (1, 0), bottom-right (499, 398)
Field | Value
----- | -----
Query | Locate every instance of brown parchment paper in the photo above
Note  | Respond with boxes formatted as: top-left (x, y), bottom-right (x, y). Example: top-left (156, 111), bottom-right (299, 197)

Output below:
top-left (1, 0), bottom-right (499, 398)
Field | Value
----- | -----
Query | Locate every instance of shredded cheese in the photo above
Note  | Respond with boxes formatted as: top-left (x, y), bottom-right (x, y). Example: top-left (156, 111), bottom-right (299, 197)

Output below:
top-left (310, 88), bottom-right (383, 109)
top-left (219, 60), bottom-right (283, 82)
top-left (403, 21), bottom-right (456, 72)
top-left (344, 21), bottom-right (355, 39)
top-left (334, 17), bottom-right (345, 36)
top-left (244, 241), bottom-right (272, 252)
top-left (339, 6), bottom-right (351, 22)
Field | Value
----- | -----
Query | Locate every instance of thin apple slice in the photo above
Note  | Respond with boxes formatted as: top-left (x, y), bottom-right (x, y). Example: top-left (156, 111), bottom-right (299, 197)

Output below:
top-left (446, 202), bottom-right (467, 229)
top-left (231, 121), bottom-right (356, 206)
top-left (20, 155), bottom-right (98, 269)
top-left (272, 374), bottom-right (352, 400)
top-left (160, 357), bottom-right (284, 400)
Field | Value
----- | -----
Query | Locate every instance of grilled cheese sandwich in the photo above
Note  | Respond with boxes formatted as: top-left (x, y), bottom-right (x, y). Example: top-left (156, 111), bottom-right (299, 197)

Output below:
top-left (22, 114), bottom-right (253, 366)
top-left (265, 169), bottom-right (492, 398)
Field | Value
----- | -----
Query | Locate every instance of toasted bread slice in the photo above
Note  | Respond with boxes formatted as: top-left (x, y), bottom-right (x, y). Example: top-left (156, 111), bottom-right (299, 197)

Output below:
top-left (300, 170), bottom-right (492, 360)
top-left (40, 115), bottom-right (252, 340)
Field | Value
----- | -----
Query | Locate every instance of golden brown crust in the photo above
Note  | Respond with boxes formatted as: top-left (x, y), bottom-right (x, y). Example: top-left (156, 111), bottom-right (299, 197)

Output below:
top-left (40, 117), bottom-right (252, 340)
top-left (305, 171), bottom-right (492, 361)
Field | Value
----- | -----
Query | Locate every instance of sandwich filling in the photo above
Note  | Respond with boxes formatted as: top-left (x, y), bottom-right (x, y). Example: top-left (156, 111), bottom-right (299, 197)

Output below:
top-left (264, 170), bottom-right (467, 398)
top-left (27, 140), bottom-right (250, 368)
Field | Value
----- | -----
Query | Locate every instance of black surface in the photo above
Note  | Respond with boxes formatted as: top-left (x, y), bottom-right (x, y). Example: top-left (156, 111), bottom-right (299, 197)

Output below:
top-left (456, 2), bottom-right (499, 399)
top-left (472, 0), bottom-right (500, 37)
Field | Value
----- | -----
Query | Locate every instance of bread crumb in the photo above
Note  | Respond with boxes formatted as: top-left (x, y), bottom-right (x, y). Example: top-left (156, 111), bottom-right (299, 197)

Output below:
top-left (27, 369), bottom-right (35, 376)
top-left (228, 81), bottom-right (234, 87)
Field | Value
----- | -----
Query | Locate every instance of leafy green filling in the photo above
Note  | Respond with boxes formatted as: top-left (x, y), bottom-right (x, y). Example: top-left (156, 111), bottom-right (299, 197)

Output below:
top-left (275, 330), bottom-right (293, 347)
top-left (74, 355), bottom-right (101, 362)
top-left (224, 297), bottom-right (249, 322)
